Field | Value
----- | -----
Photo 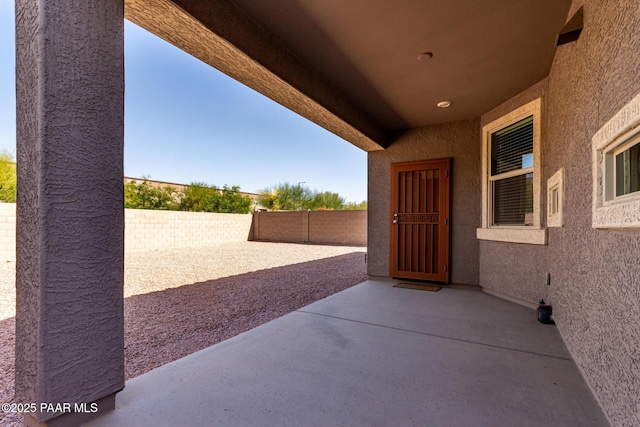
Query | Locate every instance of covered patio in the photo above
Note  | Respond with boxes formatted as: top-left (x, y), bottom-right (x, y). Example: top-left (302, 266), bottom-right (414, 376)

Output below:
top-left (14, 0), bottom-right (639, 425)
top-left (85, 280), bottom-right (607, 427)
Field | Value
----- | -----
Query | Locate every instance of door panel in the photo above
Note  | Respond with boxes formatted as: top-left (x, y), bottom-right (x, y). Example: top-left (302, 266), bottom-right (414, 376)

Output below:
top-left (390, 159), bottom-right (451, 282)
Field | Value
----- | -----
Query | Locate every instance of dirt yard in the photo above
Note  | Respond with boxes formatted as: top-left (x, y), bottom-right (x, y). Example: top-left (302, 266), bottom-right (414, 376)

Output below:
top-left (0, 242), bottom-right (367, 426)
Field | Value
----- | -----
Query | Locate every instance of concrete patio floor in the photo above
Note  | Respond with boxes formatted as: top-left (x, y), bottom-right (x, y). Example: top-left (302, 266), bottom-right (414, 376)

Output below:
top-left (84, 279), bottom-right (609, 427)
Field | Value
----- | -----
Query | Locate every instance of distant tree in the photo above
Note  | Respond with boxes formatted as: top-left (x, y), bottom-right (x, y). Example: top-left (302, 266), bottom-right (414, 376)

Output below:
top-left (214, 185), bottom-right (253, 214)
top-left (124, 179), bottom-right (181, 210)
top-left (0, 149), bottom-right (16, 203)
top-left (257, 182), bottom-right (314, 210)
top-left (258, 182), bottom-right (365, 211)
top-left (180, 182), bottom-right (252, 214)
top-left (312, 191), bottom-right (345, 210)
top-left (179, 181), bottom-right (215, 212)
top-left (342, 200), bottom-right (367, 210)
top-left (257, 189), bottom-right (277, 210)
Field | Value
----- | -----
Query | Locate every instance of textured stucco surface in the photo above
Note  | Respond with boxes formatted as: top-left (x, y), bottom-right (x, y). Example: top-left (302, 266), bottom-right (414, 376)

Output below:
top-left (11, 0), bottom-right (639, 425)
top-left (15, 0), bottom-right (125, 422)
top-left (368, 120), bottom-right (481, 285)
top-left (478, 79), bottom-right (549, 302)
top-left (478, 2), bottom-right (640, 426)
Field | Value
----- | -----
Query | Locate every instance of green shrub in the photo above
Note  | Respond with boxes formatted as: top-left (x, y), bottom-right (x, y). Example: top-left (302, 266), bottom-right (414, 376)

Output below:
top-left (342, 200), bottom-right (367, 210)
top-left (215, 185), bottom-right (253, 214)
top-left (258, 182), bottom-right (365, 211)
top-left (179, 181), bottom-right (214, 212)
top-left (180, 182), bottom-right (252, 214)
top-left (312, 191), bottom-right (345, 210)
top-left (257, 182), bottom-right (314, 210)
top-left (0, 150), bottom-right (16, 203)
top-left (124, 179), bottom-right (181, 210)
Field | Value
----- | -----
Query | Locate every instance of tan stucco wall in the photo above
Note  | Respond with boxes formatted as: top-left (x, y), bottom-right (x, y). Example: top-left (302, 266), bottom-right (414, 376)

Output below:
top-left (479, 2), bottom-right (640, 425)
top-left (368, 120), bottom-right (481, 285)
top-left (478, 79), bottom-right (549, 305)
top-left (252, 210), bottom-right (367, 246)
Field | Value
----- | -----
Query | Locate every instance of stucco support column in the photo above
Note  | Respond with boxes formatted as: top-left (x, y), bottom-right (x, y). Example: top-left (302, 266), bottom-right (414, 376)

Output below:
top-left (15, 0), bottom-right (125, 425)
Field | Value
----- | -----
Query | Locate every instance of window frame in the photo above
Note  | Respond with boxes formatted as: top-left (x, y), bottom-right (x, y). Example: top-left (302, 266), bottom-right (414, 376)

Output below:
top-left (477, 98), bottom-right (547, 244)
top-left (610, 134), bottom-right (640, 201)
top-left (489, 116), bottom-right (535, 227)
top-left (547, 168), bottom-right (564, 228)
top-left (592, 92), bottom-right (640, 229)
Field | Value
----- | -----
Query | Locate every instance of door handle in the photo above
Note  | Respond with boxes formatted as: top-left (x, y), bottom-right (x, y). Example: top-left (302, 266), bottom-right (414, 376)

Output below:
top-left (393, 213), bottom-right (398, 224)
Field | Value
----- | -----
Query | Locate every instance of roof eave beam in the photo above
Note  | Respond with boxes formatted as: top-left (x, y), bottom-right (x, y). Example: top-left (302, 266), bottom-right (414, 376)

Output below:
top-left (125, 0), bottom-right (389, 151)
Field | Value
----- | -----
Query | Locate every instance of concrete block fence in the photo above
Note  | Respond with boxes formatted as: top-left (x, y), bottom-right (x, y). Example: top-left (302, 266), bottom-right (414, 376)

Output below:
top-left (0, 204), bottom-right (366, 261)
top-left (124, 209), bottom-right (253, 252)
top-left (0, 203), bottom-right (16, 262)
top-left (0, 204), bottom-right (253, 260)
top-left (252, 210), bottom-right (367, 246)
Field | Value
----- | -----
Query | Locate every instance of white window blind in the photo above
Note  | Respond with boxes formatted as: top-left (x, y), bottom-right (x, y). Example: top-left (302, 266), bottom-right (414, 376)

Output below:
top-left (490, 116), bottom-right (534, 226)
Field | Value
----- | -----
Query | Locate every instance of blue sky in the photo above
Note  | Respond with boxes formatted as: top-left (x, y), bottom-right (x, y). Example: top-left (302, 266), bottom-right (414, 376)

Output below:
top-left (0, 5), bottom-right (367, 203)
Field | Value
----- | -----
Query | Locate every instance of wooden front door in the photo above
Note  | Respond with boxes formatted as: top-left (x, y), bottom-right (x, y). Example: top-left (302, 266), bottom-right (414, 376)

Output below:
top-left (390, 158), bottom-right (451, 283)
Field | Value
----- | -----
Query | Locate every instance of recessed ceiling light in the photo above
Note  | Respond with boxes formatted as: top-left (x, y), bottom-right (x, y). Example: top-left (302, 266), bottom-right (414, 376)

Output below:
top-left (417, 52), bottom-right (433, 61)
top-left (437, 101), bottom-right (452, 108)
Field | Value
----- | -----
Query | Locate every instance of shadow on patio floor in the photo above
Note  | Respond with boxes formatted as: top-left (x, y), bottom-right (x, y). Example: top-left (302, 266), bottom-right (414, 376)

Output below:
top-left (87, 280), bottom-right (610, 427)
top-left (124, 252), bottom-right (367, 378)
top-left (0, 252), bottom-right (366, 427)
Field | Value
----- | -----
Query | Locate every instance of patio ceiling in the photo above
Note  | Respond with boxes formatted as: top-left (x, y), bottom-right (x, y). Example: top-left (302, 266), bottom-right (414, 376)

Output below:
top-left (125, 0), bottom-right (571, 149)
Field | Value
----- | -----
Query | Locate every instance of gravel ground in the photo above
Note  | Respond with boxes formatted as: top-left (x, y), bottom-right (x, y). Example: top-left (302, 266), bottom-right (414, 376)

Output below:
top-left (0, 242), bottom-right (367, 426)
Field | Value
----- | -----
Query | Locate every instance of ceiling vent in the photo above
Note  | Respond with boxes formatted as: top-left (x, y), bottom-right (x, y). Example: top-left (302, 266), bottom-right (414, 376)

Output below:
top-left (557, 6), bottom-right (583, 46)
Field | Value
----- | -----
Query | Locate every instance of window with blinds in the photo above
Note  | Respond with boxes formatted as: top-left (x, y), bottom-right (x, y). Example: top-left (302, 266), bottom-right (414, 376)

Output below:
top-left (489, 116), bottom-right (534, 226)
top-left (614, 140), bottom-right (640, 197)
